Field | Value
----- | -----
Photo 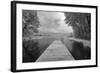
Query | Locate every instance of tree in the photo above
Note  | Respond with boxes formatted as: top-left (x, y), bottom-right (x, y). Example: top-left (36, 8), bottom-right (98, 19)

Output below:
top-left (64, 12), bottom-right (91, 40)
top-left (22, 10), bottom-right (40, 38)
top-left (22, 10), bottom-right (40, 62)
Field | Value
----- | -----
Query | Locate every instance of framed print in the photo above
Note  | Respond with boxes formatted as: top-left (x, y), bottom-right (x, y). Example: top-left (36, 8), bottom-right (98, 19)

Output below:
top-left (11, 1), bottom-right (98, 72)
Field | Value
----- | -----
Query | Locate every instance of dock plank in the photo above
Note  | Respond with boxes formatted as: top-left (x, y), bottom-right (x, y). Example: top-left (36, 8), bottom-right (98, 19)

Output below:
top-left (36, 40), bottom-right (74, 62)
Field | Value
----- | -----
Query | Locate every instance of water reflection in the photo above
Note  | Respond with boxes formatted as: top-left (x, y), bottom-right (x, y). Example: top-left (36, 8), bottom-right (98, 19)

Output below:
top-left (23, 37), bottom-right (91, 63)
top-left (23, 37), bottom-right (55, 63)
top-left (23, 40), bottom-right (40, 62)
top-left (71, 41), bottom-right (91, 60)
top-left (63, 39), bottom-right (91, 60)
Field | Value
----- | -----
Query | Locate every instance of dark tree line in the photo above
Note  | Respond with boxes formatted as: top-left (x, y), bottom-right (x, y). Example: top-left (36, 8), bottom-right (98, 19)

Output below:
top-left (22, 10), bottom-right (40, 38)
top-left (22, 10), bottom-right (40, 62)
top-left (64, 12), bottom-right (91, 40)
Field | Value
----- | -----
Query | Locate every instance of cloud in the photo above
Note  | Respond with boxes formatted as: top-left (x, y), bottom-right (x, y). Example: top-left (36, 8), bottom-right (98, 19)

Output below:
top-left (37, 11), bottom-right (73, 33)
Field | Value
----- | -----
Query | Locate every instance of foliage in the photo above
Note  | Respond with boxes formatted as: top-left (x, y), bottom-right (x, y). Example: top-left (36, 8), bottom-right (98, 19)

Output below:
top-left (22, 10), bottom-right (40, 62)
top-left (22, 10), bottom-right (40, 38)
top-left (64, 12), bottom-right (91, 40)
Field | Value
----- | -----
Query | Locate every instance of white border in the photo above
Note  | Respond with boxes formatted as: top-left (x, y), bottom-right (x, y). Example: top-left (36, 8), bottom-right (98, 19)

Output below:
top-left (16, 3), bottom-right (96, 70)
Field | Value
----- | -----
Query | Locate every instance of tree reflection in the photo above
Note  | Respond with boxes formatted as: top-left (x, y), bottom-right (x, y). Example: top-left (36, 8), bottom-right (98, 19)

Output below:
top-left (71, 41), bottom-right (91, 60)
top-left (23, 40), bottom-right (40, 62)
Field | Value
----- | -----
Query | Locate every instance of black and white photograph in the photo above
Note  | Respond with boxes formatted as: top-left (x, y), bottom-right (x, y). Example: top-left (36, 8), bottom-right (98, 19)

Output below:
top-left (11, 1), bottom-right (97, 72)
top-left (22, 10), bottom-right (91, 63)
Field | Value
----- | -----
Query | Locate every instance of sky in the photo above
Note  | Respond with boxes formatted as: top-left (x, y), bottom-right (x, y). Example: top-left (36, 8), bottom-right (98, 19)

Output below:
top-left (37, 11), bottom-right (73, 34)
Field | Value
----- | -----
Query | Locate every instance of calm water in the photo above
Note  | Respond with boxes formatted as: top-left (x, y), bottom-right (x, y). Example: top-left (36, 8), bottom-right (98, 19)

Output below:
top-left (23, 37), bottom-right (55, 63)
top-left (23, 36), bottom-right (91, 63)
top-left (62, 38), bottom-right (91, 60)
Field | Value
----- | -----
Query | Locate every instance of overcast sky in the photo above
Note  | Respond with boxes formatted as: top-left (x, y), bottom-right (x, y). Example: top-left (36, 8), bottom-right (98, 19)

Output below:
top-left (37, 11), bottom-right (73, 34)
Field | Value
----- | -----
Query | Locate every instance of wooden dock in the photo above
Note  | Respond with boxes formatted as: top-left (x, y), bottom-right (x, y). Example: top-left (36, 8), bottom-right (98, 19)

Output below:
top-left (36, 40), bottom-right (75, 62)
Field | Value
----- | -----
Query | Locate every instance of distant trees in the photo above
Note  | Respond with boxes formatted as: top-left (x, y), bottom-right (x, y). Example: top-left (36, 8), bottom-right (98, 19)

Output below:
top-left (22, 10), bottom-right (40, 38)
top-left (64, 12), bottom-right (91, 40)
